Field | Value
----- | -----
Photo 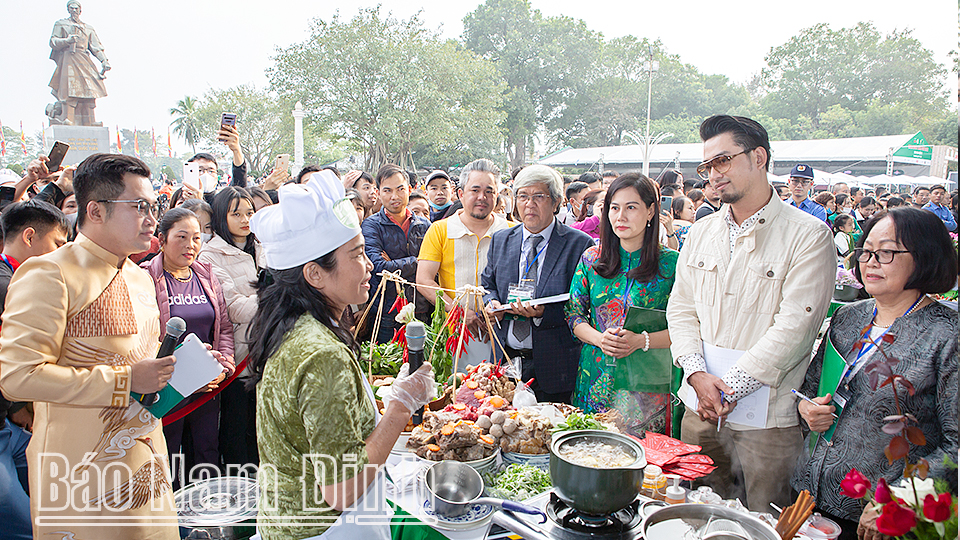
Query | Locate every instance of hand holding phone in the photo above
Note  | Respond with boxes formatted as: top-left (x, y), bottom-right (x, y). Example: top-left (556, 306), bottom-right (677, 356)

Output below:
top-left (46, 141), bottom-right (70, 172)
top-left (275, 154), bottom-right (290, 171)
top-left (220, 113), bottom-right (237, 127)
top-left (660, 195), bottom-right (673, 214)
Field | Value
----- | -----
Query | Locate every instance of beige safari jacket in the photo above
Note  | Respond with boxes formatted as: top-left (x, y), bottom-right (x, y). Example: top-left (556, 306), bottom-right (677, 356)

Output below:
top-left (667, 192), bottom-right (836, 430)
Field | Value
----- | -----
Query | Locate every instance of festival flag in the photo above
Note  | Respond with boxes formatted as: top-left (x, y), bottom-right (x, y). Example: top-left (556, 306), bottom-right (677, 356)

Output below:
top-left (116, 126), bottom-right (122, 153)
top-left (134, 127), bottom-right (140, 157)
top-left (20, 122), bottom-right (26, 156)
top-left (167, 128), bottom-right (172, 157)
top-left (152, 127), bottom-right (157, 157)
top-left (41, 125), bottom-right (46, 150)
top-left (0, 120), bottom-right (6, 157)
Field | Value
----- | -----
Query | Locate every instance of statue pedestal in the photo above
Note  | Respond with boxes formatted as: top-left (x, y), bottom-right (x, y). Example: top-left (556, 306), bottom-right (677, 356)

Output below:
top-left (49, 125), bottom-right (110, 167)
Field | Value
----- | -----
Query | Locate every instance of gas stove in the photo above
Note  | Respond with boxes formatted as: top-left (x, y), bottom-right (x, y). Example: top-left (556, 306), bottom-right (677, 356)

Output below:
top-left (491, 491), bottom-right (657, 540)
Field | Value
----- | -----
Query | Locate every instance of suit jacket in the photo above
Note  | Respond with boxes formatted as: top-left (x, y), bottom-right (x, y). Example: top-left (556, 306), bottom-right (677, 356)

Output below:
top-left (481, 219), bottom-right (594, 394)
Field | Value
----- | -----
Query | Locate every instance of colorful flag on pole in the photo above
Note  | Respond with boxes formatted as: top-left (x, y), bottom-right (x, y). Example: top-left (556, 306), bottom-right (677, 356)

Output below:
top-left (167, 128), bottom-right (172, 157)
top-left (116, 126), bottom-right (122, 153)
top-left (134, 128), bottom-right (140, 157)
top-left (152, 127), bottom-right (157, 157)
top-left (41, 125), bottom-right (46, 150)
top-left (20, 122), bottom-right (26, 156)
top-left (0, 120), bottom-right (6, 157)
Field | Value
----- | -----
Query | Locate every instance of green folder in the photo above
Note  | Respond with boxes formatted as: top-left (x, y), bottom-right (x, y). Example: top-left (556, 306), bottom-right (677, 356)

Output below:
top-left (613, 307), bottom-right (672, 395)
top-left (811, 336), bottom-right (848, 449)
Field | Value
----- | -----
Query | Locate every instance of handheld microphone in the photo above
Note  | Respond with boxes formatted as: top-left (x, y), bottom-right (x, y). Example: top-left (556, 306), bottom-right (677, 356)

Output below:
top-left (139, 317), bottom-right (186, 406)
top-left (405, 321), bottom-right (427, 424)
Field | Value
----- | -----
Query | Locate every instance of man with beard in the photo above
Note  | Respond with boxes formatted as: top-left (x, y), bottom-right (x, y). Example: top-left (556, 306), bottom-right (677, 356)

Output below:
top-left (666, 116), bottom-right (835, 511)
top-left (417, 159), bottom-right (512, 338)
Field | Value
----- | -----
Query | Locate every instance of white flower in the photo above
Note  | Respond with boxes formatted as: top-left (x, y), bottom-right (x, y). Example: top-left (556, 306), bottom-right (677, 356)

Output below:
top-left (889, 477), bottom-right (936, 507)
top-left (395, 303), bottom-right (416, 324)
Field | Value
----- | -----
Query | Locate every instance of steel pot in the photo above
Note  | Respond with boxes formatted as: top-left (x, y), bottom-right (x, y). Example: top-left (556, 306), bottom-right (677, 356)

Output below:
top-left (642, 503), bottom-right (780, 540)
top-left (175, 477), bottom-right (258, 540)
top-left (549, 430), bottom-right (646, 515)
top-left (422, 460), bottom-right (546, 522)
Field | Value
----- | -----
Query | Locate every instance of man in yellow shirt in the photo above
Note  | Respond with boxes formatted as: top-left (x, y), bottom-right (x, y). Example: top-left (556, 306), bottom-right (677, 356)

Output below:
top-left (417, 159), bottom-right (512, 339)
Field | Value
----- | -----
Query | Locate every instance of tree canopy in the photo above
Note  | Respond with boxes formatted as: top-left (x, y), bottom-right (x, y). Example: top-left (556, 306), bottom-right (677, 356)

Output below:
top-left (269, 7), bottom-right (505, 172)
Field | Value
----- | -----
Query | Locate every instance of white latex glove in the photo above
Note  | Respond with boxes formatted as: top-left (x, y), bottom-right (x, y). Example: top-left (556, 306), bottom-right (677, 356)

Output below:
top-left (381, 362), bottom-right (437, 414)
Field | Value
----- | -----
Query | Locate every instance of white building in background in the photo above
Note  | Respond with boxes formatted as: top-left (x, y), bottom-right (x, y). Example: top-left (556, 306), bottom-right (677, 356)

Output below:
top-left (538, 132), bottom-right (956, 184)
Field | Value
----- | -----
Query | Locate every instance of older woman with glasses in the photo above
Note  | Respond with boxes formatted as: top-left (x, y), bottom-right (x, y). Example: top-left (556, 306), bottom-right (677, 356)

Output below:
top-left (791, 207), bottom-right (957, 540)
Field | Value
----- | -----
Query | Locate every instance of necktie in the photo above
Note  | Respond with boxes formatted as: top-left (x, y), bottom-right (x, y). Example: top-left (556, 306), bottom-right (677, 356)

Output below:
top-left (512, 234), bottom-right (543, 343)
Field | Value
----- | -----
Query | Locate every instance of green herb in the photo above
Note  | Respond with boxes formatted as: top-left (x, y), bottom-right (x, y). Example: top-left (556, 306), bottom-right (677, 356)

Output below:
top-left (486, 464), bottom-right (552, 500)
top-left (361, 341), bottom-right (403, 376)
top-left (551, 412), bottom-right (607, 433)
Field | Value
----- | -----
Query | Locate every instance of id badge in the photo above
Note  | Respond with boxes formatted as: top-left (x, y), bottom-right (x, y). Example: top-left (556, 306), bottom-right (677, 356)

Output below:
top-left (833, 382), bottom-right (852, 409)
top-left (506, 281), bottom-right (535, 321)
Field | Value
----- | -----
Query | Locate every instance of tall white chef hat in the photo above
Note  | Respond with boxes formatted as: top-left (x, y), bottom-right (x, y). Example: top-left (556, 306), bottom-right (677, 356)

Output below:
top-left (250, 170), bottom-right (361, 270)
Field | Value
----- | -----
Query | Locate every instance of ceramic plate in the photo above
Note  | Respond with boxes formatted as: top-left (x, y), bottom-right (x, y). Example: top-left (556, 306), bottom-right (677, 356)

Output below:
top-left (421, 499), bottom-right (494, 531)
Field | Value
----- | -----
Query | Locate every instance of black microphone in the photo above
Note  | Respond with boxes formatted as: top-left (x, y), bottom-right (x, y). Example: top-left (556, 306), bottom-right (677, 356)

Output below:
top-left (139, 317), bottom-right (187, 406)
top-left (405, 321), bottom-right (427, 425)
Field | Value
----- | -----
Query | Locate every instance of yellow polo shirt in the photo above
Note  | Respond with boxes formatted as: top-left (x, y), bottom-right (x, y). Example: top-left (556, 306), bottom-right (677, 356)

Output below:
top-left (418, 211), bottom-right (513, 304)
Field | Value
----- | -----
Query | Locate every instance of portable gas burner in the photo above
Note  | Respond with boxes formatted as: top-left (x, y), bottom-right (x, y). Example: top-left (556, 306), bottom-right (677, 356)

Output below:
top-left (491, 491), bottom-right (645, 540)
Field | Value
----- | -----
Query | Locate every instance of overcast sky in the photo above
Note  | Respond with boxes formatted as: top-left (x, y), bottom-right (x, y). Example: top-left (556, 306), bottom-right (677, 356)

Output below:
top-left (1, 0), bottom-right (956, 154)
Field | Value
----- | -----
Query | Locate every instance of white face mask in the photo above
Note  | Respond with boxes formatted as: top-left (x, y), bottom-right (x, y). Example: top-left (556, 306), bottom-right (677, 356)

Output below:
top-left (504, 198), bottom-right (514, 214)
top-left (201, 233), bottom-right (212, 243)
top-left (199, 173), bottom-right (218, 193)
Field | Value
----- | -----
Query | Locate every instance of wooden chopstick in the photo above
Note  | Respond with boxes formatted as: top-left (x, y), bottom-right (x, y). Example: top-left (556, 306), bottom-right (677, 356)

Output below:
top-left (776, 490), bottom-right (815, 539)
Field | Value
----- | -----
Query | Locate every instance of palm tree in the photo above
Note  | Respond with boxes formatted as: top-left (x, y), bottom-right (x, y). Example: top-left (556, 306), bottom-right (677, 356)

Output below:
top-left (169, 96), bottom-right (201, 154)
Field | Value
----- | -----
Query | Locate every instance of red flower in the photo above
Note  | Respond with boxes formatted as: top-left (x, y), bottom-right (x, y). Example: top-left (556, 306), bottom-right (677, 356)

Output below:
top-left (876, 501), bottom-right (916, 536)
top-left (922, 493), bottom-right (953, 523)
top-left (874, 478), bottom-right (893, 504)
top-left (840, 468), bottom-right (871, 499)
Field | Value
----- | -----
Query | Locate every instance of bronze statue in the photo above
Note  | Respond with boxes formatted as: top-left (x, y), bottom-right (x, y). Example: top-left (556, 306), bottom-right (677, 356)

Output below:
top-left (47, 1), bottom-right (111, 126)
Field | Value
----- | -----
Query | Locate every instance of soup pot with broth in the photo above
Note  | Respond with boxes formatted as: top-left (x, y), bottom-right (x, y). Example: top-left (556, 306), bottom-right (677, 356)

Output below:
top-left (549, 430), bottom-right (646, 515)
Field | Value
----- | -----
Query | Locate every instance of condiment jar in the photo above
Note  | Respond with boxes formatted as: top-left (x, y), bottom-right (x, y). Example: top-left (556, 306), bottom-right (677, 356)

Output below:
top-left (664, 475), bottom-right (685, 505)
top-left (640, 465), bottom-right (666, 500)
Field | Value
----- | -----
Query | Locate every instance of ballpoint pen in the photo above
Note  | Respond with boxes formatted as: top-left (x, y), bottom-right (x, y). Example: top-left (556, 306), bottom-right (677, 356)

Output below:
top-left (717, 391), bottom-right (724, 432)
top-left (791, 388), bottom-right (839, 418)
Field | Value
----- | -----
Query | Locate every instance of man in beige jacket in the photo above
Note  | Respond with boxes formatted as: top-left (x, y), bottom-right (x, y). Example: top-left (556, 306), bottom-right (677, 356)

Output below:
top-left (0, 154), bottom-right (180, 539)
top-left (667, 115), bottom-right (835, 511)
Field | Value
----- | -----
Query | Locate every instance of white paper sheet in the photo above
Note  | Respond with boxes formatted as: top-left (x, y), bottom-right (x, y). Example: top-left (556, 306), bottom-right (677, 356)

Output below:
top-left (168, 333), bottom-right (224, 396)
top-left (680, 342), bottom-right (770, 429)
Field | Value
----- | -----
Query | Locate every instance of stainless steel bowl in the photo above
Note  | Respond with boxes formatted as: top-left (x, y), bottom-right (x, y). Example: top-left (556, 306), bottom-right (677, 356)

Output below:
top-left (642, 503), bottom-right (781, 540)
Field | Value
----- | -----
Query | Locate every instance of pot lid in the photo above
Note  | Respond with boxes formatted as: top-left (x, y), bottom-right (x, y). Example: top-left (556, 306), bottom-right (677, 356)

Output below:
top-left (175, 476), bottom-right (258, 525)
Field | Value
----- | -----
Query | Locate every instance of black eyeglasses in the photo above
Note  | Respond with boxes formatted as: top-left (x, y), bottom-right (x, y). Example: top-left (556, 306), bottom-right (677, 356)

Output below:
top-left (854, 248), bottom-right (911, 264)
top-left (696, 149), bottom-right (753, 180)
top-left (98, 199), bottom-right (161, 218)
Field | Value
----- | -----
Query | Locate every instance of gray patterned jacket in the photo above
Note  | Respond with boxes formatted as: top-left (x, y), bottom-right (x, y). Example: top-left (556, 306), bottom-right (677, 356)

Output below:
top-left (791, 299), bottom-right (958, 521)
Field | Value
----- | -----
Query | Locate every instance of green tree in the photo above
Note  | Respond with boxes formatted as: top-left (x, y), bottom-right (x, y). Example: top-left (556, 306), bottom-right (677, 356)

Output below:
top-left (169, 96), bottom-right (202, 154)
top-left (192, 85), bottom-right (295, 174)
top-left (463, 0), bottom-right (600, 168)
top-left (269, 7), bottom-right (504, 172)
top-left (546, 35), bottom-right (750, 150)
top-left (759, 22), bottom-right (949, 130)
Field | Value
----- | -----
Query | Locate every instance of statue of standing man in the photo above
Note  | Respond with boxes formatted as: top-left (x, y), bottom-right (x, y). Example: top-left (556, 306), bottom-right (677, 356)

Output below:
top-left (47, 1), bottom-right (111, 126)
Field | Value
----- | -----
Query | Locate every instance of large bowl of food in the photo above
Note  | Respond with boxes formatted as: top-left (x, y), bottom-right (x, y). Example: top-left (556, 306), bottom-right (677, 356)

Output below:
top-left (549, 430), bottom-right (646, 515)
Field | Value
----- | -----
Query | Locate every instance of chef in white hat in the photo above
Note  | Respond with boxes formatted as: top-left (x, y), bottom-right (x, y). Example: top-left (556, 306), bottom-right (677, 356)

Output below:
top-left (247, 170), bottom-right (436, 540)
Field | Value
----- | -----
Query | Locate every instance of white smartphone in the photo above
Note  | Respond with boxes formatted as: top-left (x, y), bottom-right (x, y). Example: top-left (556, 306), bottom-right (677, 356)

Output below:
top-left (183, 162), bottom-right (201, 192)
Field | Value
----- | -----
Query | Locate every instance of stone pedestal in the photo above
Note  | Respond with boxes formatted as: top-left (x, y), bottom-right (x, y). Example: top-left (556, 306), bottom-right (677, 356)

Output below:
top-left (49, 125), bottom-right (110, 167)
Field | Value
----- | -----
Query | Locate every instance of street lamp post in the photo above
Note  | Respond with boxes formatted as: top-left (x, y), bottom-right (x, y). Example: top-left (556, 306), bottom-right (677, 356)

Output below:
top-left (643, 46), bottom-right (659, 177)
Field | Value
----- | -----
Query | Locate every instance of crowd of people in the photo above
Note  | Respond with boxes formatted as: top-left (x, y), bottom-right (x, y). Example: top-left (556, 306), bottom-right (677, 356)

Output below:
top-left (0, 114), bottom-right (954, 540)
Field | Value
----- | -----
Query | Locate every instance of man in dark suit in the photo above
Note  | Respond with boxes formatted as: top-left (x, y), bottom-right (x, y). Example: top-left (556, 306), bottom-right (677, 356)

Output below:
top-left (481, 164), bottom-right (594, 403)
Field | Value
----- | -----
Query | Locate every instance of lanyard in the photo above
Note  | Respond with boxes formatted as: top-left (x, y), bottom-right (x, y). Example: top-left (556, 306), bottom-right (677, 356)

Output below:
top-left (522, 240), bottom-right (548, 279)
top-left (843, 295), bottom-right (923, 383)
top-left (0, 254), bottom-right (18, 274)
